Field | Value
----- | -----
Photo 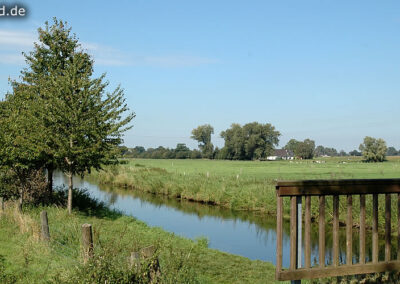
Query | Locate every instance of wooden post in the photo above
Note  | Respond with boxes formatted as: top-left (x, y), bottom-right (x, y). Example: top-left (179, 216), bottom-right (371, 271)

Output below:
top-left (359, 195), bottom-right (366, 264)
top-left (40, 211), bottom-right (50, 241)
top-left (372, 194), bottom-right (379, 263)
top-left (82, 224), bottom-right (94, 263)
top-left (385, 194), bottom-right (391, 262)
top-left (0, 197), bottom-right (4, 214)
top-left (304, 196), bottom-right (311, 268)
top-left (292, 196), bottom-right (302, 284)
top-left (140, 245), bottom-right (161, 282)
top-left (130, 251), bottom-right (140, 271)
top-left (333, 195), bottom-right (339, 266)
top-left (346, 195), bottom-right (353, 265)
top-left (290, 196), bottom-right (297, 271)
top-left (319, 196), bottom-right (325, 268)
top-left (276, 195), bottom-right (283, 277)
top-left (398, 194), bottom-right (400, 261)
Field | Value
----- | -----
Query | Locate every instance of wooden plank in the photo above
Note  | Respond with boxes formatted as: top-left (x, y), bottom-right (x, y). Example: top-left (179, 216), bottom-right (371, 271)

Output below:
top-left (333, 195), bottom-right (339, 267)
top-left (277, 184), bottom-right (400, 197)
top-left (359, 195), bottom-right (366, 264)
top-left (398, 194), bottom-right (400, 261)
top-left (319, 196), bottom-right (325, 267)
top-left (304, 196), bottom-right (311, 268)
top-left (372, 194), bottom-right (379, 263)
top-left (276, 195), bottom-right (283, 276)
top-left (276, 260), bottom-right (400, 281)
top-left (276, 179), bottom-right (400, 196)
top-left (290, 196), bottom-right (297, 270)
top-left (277, 178), bottom-right (400, 187)
top-left (346, 195), bottom-right (353, 265)
top-left (385, 194), bottom-right (391, 262)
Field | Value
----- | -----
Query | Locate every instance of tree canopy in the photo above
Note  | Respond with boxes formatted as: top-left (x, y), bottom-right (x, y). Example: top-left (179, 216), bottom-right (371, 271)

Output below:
top-left (359, 136), bottom-right (387, 162)
top-left (191, 124), bottom-right (214, 159)
top-left (1, 18), bottom-right (134, 212)
top-left (220, 122), bottom-right (280, 160)
top-left (284, 139), bottom-right (315, 159)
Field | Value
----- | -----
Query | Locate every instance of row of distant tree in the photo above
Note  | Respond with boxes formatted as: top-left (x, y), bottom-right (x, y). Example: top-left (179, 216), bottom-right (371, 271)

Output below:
top-left (123, 123), bottom-right (398, 162)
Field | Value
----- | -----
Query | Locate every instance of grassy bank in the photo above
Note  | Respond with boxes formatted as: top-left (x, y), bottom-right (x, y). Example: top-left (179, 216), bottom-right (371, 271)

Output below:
top-left (90, 157), bottom-right (400, 223)
top-left (0, 192), bottom-right (277, 284)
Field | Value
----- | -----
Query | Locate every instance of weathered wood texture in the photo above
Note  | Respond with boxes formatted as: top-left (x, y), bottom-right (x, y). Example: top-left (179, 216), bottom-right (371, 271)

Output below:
top-left (40, 210), bottom-right (50, 241)
top-left (276, 179), bottom-right (400, 196)
top-left (372, 194), bottom-right (379, 263)
top-left (385, 194), bottom-right (391, 262)
top-left (82, 223), bottom-right (94, 263)
top-left (276, 195), bottom-right (283, 276)
top-left (332, 195), bottom-right (339, 267)
top-left (277, 261), bottom-right (400, 281)
top-left (276, 179), bottom-right (400, 282)
top-left (290, 196), bottom-right (297, 270)
top-left (319, 196), bottom-right (325, 267)
top-left (359, 195), bottom-right (366, 265)
top-left (304, 196), bottom-right (311, 268)
top-left (346, 195), bottom-right (352, 265)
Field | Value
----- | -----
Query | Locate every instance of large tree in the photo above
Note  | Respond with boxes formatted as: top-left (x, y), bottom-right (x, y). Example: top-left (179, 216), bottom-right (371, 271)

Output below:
top-left (11, 19), bottom-right (134, 213)
top-left (284, 138), bottom-right (315, 159)
top-left (191, 124), bottom-right (214, 159)
top-left (0, 89), bottom-right (49, 210)
top-left (359, 136), bottom-right (387, 162)
top-left (220, 122), bottom-right (280, 160)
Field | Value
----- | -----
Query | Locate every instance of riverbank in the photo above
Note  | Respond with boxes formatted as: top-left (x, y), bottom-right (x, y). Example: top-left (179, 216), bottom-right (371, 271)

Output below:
top-left (90, 157), bottom-right (400, 224)
top-left (0, 192), bottom-right (277, 283)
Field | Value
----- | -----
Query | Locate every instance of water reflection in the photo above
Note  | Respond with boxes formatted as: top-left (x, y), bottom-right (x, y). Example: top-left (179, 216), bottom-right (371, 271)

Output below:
top-left (53, 172), bottom-right (397, 267)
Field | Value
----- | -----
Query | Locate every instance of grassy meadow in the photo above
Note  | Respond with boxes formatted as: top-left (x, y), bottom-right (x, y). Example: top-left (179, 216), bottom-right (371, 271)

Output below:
top-left (0, 192), bottom-right (277, 284)
top-left (90, 157), bottom-right (400, 221)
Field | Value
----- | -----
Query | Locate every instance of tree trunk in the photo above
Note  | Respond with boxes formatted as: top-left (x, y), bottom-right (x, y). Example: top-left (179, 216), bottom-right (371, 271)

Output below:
top-left (67, 173), bottom-right (73, 214)
top-left (47, 167), bottom-right (53, 197)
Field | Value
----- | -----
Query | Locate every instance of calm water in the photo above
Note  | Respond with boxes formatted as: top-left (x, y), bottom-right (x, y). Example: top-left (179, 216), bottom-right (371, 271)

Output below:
top-left (53, 172), bottom-right (394, 267)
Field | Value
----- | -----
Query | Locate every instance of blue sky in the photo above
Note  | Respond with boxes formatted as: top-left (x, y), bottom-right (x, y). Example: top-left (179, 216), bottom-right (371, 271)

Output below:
top-left (0, 0), bottom-right (399, 151)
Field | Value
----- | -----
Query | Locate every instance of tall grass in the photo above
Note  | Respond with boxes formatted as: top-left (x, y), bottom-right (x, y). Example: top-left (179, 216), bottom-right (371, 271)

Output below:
top-left (0, 190), bottom-right (277, 283)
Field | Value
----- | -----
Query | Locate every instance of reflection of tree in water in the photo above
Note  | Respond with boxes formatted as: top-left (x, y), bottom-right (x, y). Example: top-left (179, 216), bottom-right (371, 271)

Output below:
top-left (109, 192), bottom-right (118, 205)
top-left (59, 173), bottom-right (399, 266)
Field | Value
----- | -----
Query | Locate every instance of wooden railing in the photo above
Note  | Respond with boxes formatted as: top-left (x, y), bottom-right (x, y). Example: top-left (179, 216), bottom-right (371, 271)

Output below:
top-left (275, 179), bottom-right (400, 281)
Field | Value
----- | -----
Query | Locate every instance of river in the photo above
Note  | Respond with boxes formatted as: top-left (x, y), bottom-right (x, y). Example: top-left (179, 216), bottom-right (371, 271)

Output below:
top-left (53, 172), bottom-right (391, 267)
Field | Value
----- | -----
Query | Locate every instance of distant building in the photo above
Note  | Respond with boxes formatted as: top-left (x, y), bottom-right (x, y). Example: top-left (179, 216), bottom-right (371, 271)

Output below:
top-left (267, 149), bottom-right (295, 160)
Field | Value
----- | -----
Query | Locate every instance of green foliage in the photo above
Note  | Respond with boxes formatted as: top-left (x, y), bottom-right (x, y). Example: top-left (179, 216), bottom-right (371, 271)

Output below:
top-left (0, 255), bottom-right (17, 283)
top-left (191, 124), bottom-right (214, 159)
top-left (285, 139), bottom-right (315, 159)
top-left (314, 145), bottom-right (338, 157)
top-left (0, 198), bottom-right (276, 283)
top-left (349, 150), bottom-right (362, 156)
top-left (220, 122), bottom-right (280, 160)
top-left (359, 136), bottom-right (387, 162)
top-left (386, 147), bottom-right (399, 156)
top-left (3, 18), bottom-right (134, 210)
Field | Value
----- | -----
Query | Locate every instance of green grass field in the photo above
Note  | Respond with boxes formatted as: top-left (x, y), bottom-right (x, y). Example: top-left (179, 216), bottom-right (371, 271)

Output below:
top-left (0, 195), bottom-right (277, 284)
top-left (90, 157), bottom-right (400, 216)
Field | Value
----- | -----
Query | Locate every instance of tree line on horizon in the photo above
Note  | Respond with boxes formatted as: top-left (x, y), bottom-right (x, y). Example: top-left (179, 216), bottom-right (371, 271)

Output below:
top-left (123, 124), bottom-right (397, 162)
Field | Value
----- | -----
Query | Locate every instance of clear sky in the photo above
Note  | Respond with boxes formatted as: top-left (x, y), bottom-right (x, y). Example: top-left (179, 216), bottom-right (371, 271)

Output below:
top-left (1, 0), bottom-right (399, 151)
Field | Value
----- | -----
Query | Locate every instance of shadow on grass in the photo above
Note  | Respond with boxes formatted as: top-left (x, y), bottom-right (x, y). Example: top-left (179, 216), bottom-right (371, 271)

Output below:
top-left (52, 186), bottom-right (122, 220)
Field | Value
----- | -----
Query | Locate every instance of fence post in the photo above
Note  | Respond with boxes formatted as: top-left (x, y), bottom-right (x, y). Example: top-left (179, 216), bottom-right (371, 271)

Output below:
top-left (40, 210), bottom-right (50, 241)
top-left (0, 197), bottom-right (4, 213)
top-left (82, 224), bottom-right (94, 263)
top-left (129, 251), bottom-right (141, 271)
top-left (140, 245), bottom-right (161, 282)
top-left (292, 196), bottom-right (302, 284)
